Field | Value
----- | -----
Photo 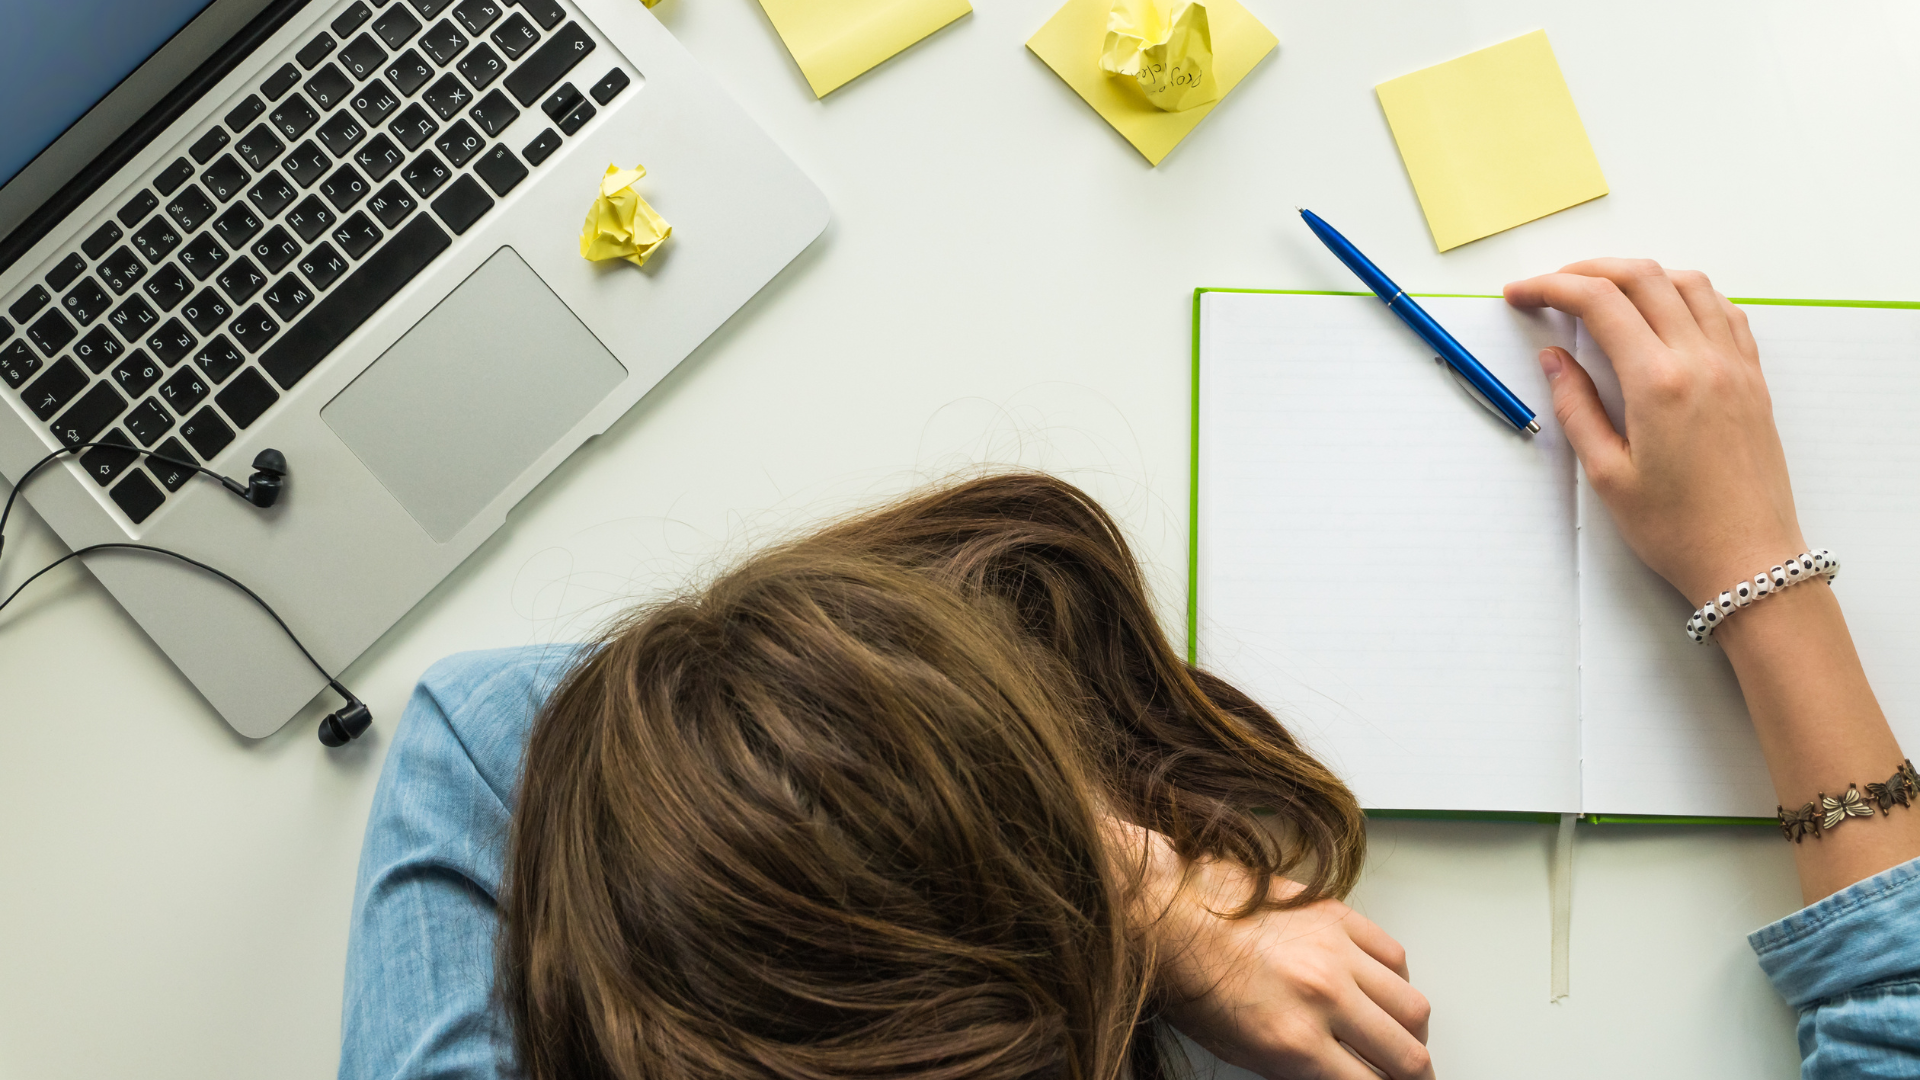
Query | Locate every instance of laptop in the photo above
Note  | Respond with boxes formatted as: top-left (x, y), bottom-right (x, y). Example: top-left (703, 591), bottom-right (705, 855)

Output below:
top-left (0, 0), bottom-right (828, 737)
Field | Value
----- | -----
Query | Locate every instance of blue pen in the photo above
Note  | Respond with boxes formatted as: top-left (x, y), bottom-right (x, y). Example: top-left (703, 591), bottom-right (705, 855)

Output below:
top-left (1298, 208), bottom-right (1540, 435)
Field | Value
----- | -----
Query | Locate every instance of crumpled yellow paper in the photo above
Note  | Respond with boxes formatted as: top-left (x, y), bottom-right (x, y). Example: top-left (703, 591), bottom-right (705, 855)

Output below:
top-left (579, 164), bottom-right (672, 266)
top-left (1099, 0), bottom-right (1217, 112)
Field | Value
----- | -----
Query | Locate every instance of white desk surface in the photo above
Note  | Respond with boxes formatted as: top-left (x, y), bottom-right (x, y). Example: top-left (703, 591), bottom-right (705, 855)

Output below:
top-left (8, 0), bottom-right (1913, 1074)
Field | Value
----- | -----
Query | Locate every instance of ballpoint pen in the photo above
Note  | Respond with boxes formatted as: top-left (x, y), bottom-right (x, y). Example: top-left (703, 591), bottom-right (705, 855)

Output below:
top-left (1298, 208), bottom-right (1541, 435)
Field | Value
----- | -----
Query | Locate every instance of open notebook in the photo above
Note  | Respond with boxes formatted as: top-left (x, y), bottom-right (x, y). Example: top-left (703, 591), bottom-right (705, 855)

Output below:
top-left (1192, 289), bottom-right (1920, 820)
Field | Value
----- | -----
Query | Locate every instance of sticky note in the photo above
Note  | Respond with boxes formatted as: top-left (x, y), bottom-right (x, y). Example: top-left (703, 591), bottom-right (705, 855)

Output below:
top-left (581, 165), bottom-right (672, 267)
top-left (1375, 30), bottom-right (1608, 252)
top-left (756, 0), bottom-right (973, 98)
top-left (1028, 0), bottom-right (1274, 166)
top-left (1100, 0), bottom-right (1217, 113)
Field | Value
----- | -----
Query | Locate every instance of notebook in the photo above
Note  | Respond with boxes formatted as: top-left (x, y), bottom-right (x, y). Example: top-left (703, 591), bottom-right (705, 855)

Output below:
top-left (1191, 289), bottom-right (1920, 821)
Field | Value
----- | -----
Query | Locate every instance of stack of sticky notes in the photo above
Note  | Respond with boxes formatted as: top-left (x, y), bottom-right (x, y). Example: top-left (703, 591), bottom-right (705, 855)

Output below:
top-left (756, 0), bottom-right (973, 98)
top-left (1375, 30), bottom-right (1608, 251)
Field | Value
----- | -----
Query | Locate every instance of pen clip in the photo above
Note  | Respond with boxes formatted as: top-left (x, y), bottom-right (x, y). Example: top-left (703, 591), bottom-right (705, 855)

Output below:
top-left (1435, 356), bottom-right (1514, 428)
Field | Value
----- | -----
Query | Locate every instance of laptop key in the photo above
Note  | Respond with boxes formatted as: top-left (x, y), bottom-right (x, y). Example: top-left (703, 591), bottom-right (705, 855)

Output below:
top-left (491, 12), bottom-right (538, 59)
top-left (132, 217), bottom-right (183, 263)
top-left (119, 190), bottom-right (159, 228)
top-left (214, 203), bottom-right (264, 249)
top-left (142, 264), bottom-right (194, 312)
top-left (251, 226), bottom-right (302, 274)
top-left (419, 20), bottom-right (468, 66)
top-left (194, 336), bottom-right (246, 382)
top-left (401, 150), bottom-right (451, 197)
top-left (367, 181), bottom-right (417, 227)
top-left (109, 296), bottom-right (158, 338)
top-left (53, 383), bottom-right (129, 449)
top-left (269, 94), bottom-right (321, 141)
top-left (540, 82), bottom-right (581, 123)
top-left (297, 33), bottom-right (338, 71)
top-left (235, 124), bottom-right (287, 171)
top-left (158, 367), bottom-right (209, 412)
top-left (321, 165), bottom-right (372, 211)
top-left (261, 274), bottom-right (314, 321)
top-left (201, 155), bottom-right (250, 203)
top-left (333, 212), bottom-right (383, 259)
top-left (125, 397), bottom-right (176, 444)
top-left (468, 90), bottom-right (518, 136)
top-left (299, 242), bottom-right (349, 290)
top-left (520, 128), bottom-right (560, 166)
top-left (286, 195), bottom-right (337, 242)
top-left (83, 222), bottom-right (123, 260)
top-left (165, 185), bottom-right (217, 232)
top-left (305, 63), bottom-right (355, 110)
top-left (518, 0), bottom-right (563, 31)
top-left (229, 306), bottom-right (279, 354)
top-left (48, 253), bottom-right (87, 292)
top-left (189, 128), bottom-right (230, 165)
top-left (473, 144), bottom-right (526, 196)
top-left (386, 49), bottom-right (433, 96)
top-left (248, 171), bottom-right (297, 218)
top-left (431, 174), bottom-right (492, 235)
top-left (81, 430), bottom-right (141, 486)
top-left (62, 279), bottom-right (111, 325)
top-left (454, 0), bottom-right (501, 35)
top-left (23, 358), bottom-right (86, 420)
top-left (389, 103), bottom-right (439, 149)
top-left (355, 134), bottom-right (406, 181)
top-left (154, 158), bottom-right (195, 196)
top-left (434, 120), bottom-right (484, 167)
top-left (407, 0), bottom-right (457, 22)
top-left (457, 43), bottom-right (504, 91)
top-left (73, 326), bottom-right (123, 372)
top-left (317, 112), bottom-right (368, 158)
top-left (182, 288), bottom-right (232, 335)
top-left (177, 234), bottom-right (228, 281)
top-left (339, 33), bottom-right (389, 80)
top-left (333, 1), bottom-right (374, 37)
top-left (112, 353), bottom-right (162, 398)
top-left (149, 438), bottom-right (197, 490)
top-left (261, 63), bottom-right (302, 101)
top-left (216, 368), bottom-right (280, 429)
top-left (147, 319), bottom-right (197, 366)
top-left (259, 213), bottom-right (449, 388)
top-left (226, 94), bottom-right (266, 132)
top-left (217, 257), bottom-right (268, 305)
top-left (373, 5), bottom-right (423, 49)
top-left (352, 79), bottom-right (402, 127)
top-left (590, 67), bottom-right (629, 105)
top-left (0, 339), bottom-right (42, 387)
top-left (180, 407), bottom-right (235, 460)
top-left (423, 73), bottom-right (473, 119)
top-left (99, 247), bottom-right (148, 295)
top-left (505, 22), bottom-right (594, 107)
top-left (558, 98), bottom-right (594, 135)
top-left (283, 140), bottom-right (331, 188)
top-left (28, 309), bottom-right (77, 355)
top-left (9, 285), bottom-right (51, 324)
top-left (110, 470), bottom-right (166, 524)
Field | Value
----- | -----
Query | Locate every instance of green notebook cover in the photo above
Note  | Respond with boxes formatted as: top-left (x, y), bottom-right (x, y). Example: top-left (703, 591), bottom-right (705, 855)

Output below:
top-left (1184, 288), bottom-right (1917, 828)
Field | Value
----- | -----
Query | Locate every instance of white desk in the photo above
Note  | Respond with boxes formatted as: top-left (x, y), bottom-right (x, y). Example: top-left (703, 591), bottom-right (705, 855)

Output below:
top-left (9, 0), bottom-right (1912, 1073)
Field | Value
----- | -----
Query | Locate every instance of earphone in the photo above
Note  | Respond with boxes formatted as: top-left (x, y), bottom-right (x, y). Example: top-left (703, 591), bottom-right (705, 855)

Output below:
top-left (0, 441), bottom-right (372, 747)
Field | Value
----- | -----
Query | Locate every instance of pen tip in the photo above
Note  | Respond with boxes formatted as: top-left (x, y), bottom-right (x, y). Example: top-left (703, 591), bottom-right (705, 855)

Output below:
top-left (1526, 420), bottom-right (1542, 434)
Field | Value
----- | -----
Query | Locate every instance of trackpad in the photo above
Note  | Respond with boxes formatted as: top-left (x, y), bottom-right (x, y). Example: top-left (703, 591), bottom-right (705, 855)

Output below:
top-left (322, 247), bottom-right (626, 542)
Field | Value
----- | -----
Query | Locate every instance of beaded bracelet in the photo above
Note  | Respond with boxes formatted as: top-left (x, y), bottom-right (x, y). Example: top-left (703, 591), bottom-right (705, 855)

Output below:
top-left (1685, 549), bottom-right (1840, 644)
top-left (1778, 760), bottom-right (1920, 842)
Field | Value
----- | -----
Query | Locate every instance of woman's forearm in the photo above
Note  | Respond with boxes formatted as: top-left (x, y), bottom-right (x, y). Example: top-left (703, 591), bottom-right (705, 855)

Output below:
top-left (1715, 581), bottom-right (1920, 902)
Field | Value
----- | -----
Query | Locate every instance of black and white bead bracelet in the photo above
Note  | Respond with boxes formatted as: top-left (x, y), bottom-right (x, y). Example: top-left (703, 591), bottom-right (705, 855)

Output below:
top-left (1686, 549), bottom-right (1840, 644)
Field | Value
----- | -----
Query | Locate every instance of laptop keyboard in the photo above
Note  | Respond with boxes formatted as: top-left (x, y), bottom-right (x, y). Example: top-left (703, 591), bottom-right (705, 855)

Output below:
top-left (0, 0), bottom-right (635, 526)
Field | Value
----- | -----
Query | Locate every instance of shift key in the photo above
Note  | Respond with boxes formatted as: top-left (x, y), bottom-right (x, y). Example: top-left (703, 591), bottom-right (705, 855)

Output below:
top-left (503, 22), bottom-right (594, 107)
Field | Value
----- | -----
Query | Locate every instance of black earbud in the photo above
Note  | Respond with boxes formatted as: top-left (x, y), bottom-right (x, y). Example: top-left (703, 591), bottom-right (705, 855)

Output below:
top-left (220, 448), bottom-right (287, 508)
top-left (318, 697), bottom-right (373, 747)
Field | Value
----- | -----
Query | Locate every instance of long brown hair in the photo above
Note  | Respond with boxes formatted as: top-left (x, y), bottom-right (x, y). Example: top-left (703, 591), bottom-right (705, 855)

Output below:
top-left (500, 473), bottom-right (1364, 1080)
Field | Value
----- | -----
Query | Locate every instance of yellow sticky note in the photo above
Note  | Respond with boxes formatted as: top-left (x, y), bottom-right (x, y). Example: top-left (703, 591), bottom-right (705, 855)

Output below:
top-left (580, 165), bottom-right (672, 267)
top-left (1375, 30), bottom-right (1608, 252)
top-left (1028, 0), bottom-right (1274, 166)
top-left (756, 0), bottom-right (973, 98)
top-left (1100, 0), bottom-right (1217, 113)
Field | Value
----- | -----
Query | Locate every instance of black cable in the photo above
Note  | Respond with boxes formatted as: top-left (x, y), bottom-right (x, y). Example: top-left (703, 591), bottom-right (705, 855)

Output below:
top-left (0, 440), bottom-right (231, 558)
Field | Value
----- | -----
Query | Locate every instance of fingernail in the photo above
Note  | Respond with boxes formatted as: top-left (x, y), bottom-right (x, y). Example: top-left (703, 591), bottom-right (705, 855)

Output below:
top-left (1539, 348), bottom-right (1565, 380)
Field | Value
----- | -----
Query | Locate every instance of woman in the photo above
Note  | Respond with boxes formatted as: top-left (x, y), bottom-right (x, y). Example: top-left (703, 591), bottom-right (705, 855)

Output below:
top-left (340, 261), bottom-right (1920, 1079)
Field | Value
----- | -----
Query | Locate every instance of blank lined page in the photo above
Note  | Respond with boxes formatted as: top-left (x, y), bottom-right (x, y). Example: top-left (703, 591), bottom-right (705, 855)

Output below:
top-left (1197, 292), bottom-right (1580, 812)
top-left (1578, 304), bottom-right (1920, 817)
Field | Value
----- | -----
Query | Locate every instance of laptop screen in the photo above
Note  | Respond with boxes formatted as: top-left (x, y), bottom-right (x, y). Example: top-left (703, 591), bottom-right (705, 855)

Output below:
top-left (0, 0), bottom-right (218, 189)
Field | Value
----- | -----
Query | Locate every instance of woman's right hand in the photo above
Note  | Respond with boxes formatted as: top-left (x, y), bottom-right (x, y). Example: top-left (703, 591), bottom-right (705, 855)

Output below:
top-left (1502, 260), bottom-right (1805, 606)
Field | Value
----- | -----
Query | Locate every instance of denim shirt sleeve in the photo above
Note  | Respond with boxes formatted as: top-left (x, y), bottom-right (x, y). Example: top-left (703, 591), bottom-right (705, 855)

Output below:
top-left (1749, 856), bottom-right (1920, 1079)
top-left (338, 645), bottom-right (584, 1080)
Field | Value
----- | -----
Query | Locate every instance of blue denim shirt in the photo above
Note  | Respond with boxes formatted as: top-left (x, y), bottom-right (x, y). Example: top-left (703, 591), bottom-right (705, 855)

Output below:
top-left (340, 647), bottom-right (1920, 1079)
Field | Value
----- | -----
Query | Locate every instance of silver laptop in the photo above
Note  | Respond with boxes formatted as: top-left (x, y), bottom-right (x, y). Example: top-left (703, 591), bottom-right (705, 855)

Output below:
top-left (0, 0), bottom-right (828, 737)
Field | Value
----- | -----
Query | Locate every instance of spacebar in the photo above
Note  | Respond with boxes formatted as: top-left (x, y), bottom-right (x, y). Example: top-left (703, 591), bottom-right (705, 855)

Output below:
top-left (260, 214), bottom-right (452, 390)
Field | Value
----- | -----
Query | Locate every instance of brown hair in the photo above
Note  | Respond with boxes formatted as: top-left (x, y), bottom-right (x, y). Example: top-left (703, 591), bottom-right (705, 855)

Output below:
top-left (500, 473), bottom-right (1364, 1080)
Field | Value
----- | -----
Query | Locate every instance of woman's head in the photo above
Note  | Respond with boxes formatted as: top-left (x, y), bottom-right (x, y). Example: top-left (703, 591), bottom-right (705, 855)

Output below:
top-left (501, 473), bottom-right (1363, 1080)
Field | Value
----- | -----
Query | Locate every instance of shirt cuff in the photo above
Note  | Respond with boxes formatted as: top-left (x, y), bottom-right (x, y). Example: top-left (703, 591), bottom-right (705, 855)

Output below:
top-left (1749, 856), bottom-right (1920, 1009)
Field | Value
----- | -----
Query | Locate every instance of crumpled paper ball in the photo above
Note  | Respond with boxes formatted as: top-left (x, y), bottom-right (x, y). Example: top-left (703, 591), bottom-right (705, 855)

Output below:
top-left (1099, 0), bottom-right (1218, 112)
top-left (579, 164), bottom-right (673, 266)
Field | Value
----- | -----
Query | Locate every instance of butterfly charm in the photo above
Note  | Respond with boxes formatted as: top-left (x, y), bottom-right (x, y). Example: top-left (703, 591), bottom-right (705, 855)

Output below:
top-left (1777, 802), bottom-right (1821, 843)
top-left (1820, 786), bottom-right (1875, 830)
top-left (1868, 759), bottom-right (1920, 813)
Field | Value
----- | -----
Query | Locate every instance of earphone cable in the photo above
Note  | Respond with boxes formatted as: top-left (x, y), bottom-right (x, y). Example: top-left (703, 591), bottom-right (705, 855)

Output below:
top-left (0, 441), bottom-right (231, 552)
